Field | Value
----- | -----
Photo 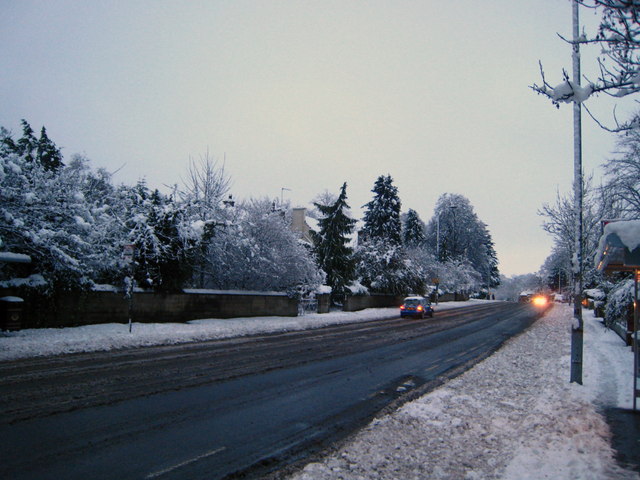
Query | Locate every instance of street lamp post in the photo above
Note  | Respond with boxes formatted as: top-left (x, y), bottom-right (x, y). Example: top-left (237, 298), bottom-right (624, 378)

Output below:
top-left (570, 0), bottom-right (584, 385)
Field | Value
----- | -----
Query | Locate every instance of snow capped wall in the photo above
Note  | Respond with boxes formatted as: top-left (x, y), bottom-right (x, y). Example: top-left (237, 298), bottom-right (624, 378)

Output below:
top-left (9, 290), bottom-right (299, 328)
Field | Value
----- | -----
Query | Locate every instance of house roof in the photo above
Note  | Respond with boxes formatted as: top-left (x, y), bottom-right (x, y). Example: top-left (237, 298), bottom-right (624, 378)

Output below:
top-left (595, 220), bottom-right (640, 273)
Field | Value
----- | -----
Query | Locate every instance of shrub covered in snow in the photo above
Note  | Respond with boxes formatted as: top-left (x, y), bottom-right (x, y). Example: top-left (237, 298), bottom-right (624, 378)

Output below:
top-left (354, 240), bottom-right (425, 295)
top-left (604, 278), bottom-right (634, 329)
top-left (197, 198), bottom-right (323, 294)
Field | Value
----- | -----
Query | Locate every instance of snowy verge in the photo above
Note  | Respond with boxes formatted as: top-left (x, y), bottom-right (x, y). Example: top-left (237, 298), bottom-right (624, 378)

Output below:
top-left (0, 300), bottom-right (485, 362)
top-left (290, 305), bottom-right (639, 480)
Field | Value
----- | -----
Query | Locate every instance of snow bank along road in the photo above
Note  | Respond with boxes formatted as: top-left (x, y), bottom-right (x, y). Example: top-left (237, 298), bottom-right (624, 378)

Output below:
top-left (0, 302), bottom-right (543, 479)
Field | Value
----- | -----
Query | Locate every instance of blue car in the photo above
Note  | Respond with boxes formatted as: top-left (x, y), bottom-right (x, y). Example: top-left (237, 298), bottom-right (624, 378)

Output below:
top-left (400, 296), bottom-right (434, 319)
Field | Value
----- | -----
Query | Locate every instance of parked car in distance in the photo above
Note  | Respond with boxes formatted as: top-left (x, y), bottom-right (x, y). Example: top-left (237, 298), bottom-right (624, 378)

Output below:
top-left (400, 296), bottom-right (434, 319)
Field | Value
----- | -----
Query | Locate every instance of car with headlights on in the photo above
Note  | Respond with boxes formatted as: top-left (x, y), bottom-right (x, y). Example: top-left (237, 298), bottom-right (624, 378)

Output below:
top-left (400, 296), bottom-right (433, 319)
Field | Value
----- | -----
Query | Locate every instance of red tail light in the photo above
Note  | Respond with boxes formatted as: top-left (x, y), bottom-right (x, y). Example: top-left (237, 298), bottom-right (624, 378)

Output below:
top-left (417, 305), bottom-right (424, 311)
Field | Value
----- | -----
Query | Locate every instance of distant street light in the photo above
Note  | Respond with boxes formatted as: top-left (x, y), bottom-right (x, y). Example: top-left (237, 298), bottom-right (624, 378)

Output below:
top-left (281, 187), bottom-right (291, 206)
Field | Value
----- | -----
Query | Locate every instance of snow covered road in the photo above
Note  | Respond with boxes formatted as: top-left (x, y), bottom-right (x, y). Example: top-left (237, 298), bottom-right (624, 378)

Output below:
top-left (1, 301), bottom-right (638, 479)
top-left (288, 304), bottom-right (639, 480)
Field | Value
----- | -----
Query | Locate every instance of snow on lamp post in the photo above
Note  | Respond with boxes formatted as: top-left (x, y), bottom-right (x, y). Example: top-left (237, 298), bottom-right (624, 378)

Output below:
top-left (532, 1), bottom-right (593, 384)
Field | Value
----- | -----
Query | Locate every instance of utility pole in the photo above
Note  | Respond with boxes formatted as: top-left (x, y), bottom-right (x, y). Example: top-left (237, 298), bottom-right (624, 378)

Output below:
top-left (570, 0), bottom-right (584, 384)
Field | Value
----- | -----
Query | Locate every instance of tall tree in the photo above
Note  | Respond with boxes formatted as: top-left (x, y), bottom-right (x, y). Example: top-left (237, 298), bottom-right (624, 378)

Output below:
top-left (362, 175), bottom-right (402, 244)
top-left (425, 193), bottom-right (500, 287)
top-left (179, 152), bottom-right (230, 221)
top-left (3, 120), bottom-right (64, 171)
top-left (16, 119), bottom-right (37, 163)
top-left (0, 128), bottom-right (99, 293)
top-left (37, 126), bottom-right (63, 172)
top-left (403, 208), bottom-right (426, 247)
top-left (603, 130), bottom-right (640, 217)
top-left (538, 177), bottom-right (615, 287)
top-left (313, 183), bottom-right (356, 301)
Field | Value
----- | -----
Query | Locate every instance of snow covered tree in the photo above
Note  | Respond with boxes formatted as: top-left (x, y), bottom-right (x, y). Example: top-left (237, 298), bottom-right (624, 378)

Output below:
top-left (15, 119), bottom-right (37, 163)
top-left (0, 124), bottom-right (226, 296)
top-left (308, 189), bottom-right (338, 220)
top-left (202, 199), bottom-right (322, 293)
top-left (356, 176), bottom-right (426, 295)
top-left (362, 175), bottom-right (402, 244)
top-left (541, 244), bottom-right (573, 293)
top-left (179, 152), bottom-right (231, 222)
top-left (425, 193), bottom-right (500, 288)
top-left (313, 183), bottom-right (356, 301)
top-left (36, 127), bottom-right (63, 172)
top-left (2, 120), bottom-right (63, 171)
top-left (0, 131), bottom-right (97, 293)
top-left (602, 131), bottom-right (640, 217)
top-left (436, 259), bottom-right (483, 296)
top-left (354, 240), bottom-right (425, 295)
top-left (177, 154), bottom-right (232, 287)
top-left (403, 208), bottom-right (426, 247)
top-left (116, 183), bottom-right (192, 292)
top-left (539, 177), bottom-right (615, 287)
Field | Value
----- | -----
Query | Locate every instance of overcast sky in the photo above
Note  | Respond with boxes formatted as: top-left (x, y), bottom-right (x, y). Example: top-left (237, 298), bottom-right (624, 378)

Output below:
top-left (1, 1), bottom-right (623, 276)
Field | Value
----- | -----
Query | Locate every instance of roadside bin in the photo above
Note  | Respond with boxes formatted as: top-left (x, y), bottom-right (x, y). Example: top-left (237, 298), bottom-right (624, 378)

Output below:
top-left (0, 296), bottom-right (24, 331)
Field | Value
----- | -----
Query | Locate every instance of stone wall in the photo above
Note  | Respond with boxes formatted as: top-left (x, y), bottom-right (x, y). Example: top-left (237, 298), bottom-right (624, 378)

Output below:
top-left (343, 294), bottom-right (405, 312)
top-left (438, 292), bottom-right (470, 302)
top-left (6, 289), bottom-right (298, 329)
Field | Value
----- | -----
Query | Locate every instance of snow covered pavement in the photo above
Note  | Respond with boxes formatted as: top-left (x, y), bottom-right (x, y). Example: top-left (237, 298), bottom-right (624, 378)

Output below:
top-left (289, 305), bottom-right (640, 480)
top-left (0, 301), bottom-right (471, 361)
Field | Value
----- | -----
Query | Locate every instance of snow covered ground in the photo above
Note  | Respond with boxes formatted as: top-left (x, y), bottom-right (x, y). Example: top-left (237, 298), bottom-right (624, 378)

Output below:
top-left (0, 300), bottom-right (471, 361)
top-left (289, 304), bottom-right (640, 480)
top-left (1, 301), bottom-right (638, 479)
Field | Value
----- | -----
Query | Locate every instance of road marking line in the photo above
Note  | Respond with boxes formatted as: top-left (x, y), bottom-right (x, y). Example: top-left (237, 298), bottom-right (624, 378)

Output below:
top-left (146, 446), bottom-right (226, 479)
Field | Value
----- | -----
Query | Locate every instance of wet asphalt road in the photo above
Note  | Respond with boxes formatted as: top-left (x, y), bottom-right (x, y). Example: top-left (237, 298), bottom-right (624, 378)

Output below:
top-left (0, 302), bottom-right (542, 480)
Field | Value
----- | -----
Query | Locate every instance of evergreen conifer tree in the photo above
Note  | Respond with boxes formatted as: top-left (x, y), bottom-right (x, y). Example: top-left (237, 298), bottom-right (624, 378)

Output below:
top-left (362, 175), bottom-right (402, 244)
top-left (5, 121), bottom-right (64, 171)
top-left (16, 119), bottom-right (37, 163)
top-left (37, 126), bottom-right (64, 172)
top-left (313, 182), bottom-right (356, 301)
top-left (403, 208), bottom-right (426, 247)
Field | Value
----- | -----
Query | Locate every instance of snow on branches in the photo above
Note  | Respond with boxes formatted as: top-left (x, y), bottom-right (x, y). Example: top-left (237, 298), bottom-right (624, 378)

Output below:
top-left (533, 1), bottom-right (640, 130)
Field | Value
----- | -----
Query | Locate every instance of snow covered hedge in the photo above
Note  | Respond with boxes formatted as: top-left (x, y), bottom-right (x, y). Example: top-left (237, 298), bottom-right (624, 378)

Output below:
top-left (604, 279), bottom-right (634, 330)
